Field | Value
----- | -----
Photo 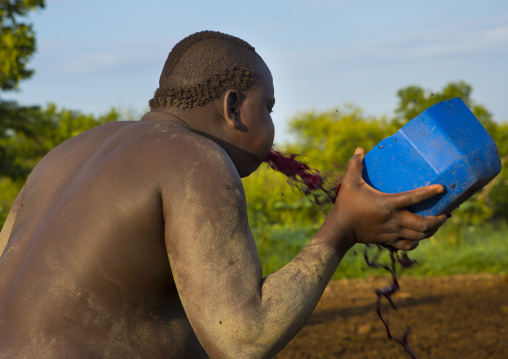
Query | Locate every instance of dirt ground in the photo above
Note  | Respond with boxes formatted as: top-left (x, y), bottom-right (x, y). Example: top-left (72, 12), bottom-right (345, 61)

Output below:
top-left (275, 273), bottom-right (508, 359)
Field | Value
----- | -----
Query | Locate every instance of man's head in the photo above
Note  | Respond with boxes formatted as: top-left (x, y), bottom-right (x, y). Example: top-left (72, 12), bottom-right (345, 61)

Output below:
top-left (149, 31), bottom-right (275, 178)
top-left (149, 31), bottom-right (267, 111)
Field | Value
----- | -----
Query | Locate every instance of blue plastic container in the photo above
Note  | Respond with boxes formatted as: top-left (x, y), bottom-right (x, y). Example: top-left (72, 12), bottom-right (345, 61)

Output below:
top-left (362, 97), bottom-right (502, 216)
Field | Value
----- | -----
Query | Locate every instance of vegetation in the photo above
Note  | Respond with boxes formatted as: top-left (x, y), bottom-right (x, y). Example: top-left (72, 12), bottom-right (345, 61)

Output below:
top-left (252, 220), bottom-right (508, 279)
top-left (0, 2), bottom-right (125, 224)
top-left (0, 0), bottom-right (45, 91)
top-left (243, 82), bottom-right (508, 278)
top-left (1, 0), bottom-right (506, 279)
top-left (244, 82), bottom-right (508, 230)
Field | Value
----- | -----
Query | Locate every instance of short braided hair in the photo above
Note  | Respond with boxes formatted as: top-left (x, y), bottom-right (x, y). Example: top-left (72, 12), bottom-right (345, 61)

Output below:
top-left (149, 31), bottom-right (264, 110)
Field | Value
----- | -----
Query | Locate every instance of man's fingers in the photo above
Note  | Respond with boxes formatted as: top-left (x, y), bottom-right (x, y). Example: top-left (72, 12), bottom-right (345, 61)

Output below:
top-left (397, 226), bottom-right (441, 241)
top-left (392, 184), bottom-right (445, 209)
top-left (399, 212), bottom-right (447, 232)
top-left (390, 239), bottom-right (419, 251)
top-left (342, 148), bottom-right (365, 184)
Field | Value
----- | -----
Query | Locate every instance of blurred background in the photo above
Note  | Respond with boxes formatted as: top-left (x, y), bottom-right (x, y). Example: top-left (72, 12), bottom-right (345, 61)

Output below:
top-left (1, 0), bottom-right (507, 277)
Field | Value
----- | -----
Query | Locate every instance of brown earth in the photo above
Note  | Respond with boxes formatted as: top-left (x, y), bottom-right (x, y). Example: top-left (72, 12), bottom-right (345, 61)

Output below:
top-left (275, 274), bottom-right (508, 359)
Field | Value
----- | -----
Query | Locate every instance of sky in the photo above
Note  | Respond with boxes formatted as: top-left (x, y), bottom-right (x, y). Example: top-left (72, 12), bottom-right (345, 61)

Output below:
top-left (6, 0), bottom-right (508, 144)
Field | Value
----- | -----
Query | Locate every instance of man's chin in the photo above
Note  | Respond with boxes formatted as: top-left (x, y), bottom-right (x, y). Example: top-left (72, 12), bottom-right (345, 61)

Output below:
top-left (238, 159), bottom-right (264, 178)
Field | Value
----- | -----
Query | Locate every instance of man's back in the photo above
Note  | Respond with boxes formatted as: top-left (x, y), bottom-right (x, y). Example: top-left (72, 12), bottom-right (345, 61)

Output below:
top-left (0, 30), bottom-right (450, 358)
top-left (0, 119), bottom-right (208, 358)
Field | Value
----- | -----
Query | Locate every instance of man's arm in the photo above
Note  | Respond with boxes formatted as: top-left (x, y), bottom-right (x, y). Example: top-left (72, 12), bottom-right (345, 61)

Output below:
top-left (161, 144), bottom-right (446, 358)
top-left (0, 187), bottom-right (24, 257)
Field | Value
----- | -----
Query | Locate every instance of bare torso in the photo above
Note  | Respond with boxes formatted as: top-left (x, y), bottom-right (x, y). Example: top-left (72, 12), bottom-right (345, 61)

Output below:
top-left (0, 119), bottom-right (208, 358)
top-left (0, 108), bottom-right (448, 359)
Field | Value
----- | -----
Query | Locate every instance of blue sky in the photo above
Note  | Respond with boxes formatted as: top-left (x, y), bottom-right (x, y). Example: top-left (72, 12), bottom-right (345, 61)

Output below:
top-left (6, 0), bottom-right (508, 144)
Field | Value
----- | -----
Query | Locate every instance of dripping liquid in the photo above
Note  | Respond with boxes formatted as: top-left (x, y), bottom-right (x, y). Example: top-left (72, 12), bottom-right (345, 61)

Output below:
top-left (264, 148), bottom-right (418, 358)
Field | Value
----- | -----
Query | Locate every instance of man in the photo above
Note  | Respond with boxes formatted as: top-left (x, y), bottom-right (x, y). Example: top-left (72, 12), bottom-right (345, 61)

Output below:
top-left (0, 31), bottom-right (446, 358)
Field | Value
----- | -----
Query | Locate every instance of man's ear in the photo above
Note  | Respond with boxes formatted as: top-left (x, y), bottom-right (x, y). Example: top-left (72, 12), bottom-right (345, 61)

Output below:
top-left (223, 89), bottom-right (242, 129)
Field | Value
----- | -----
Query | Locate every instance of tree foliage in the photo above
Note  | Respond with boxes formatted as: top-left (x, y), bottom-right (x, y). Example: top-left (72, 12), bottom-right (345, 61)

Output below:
top-left (244, 81), bottom-right (507, 235)
top-left (0, 101), bottom-right (121, 180)
top-left (395, 81), bottom-right (507, 225)
top-left (243, 105), bottom-right (396, 229)
top-left (287, 103), bottom-right (397, 173)
top-left (0, 0), bottom-right (130, 229)
top-left (0, 0), bottom-right (45, 92)
top-left (0, 102), bottom-right (124, 226)
top-left (395, 80), bottom-right (496, 134)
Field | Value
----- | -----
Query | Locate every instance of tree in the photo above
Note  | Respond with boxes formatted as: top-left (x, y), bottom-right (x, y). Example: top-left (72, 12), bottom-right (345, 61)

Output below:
top-left (395, 81), bottom-right (507, 226)
top-left (0, 0), bottom-right (45, 92)
top-left (287, 103), bottom-right (396, 174)
top-left (0, 1), bottom-right (134, 229)
top-left (1, 0), bottom-right (46, 180)
top-left (242, 105), bottom-right (396, 231)
top-left (1, 102), bottom-right (122, 180)
top-left (394, 81), bottom-right (496, 135)
top-left (0, 103), bottom-right (123, 226)
top-left (243, 82), bottom-right (507, 243)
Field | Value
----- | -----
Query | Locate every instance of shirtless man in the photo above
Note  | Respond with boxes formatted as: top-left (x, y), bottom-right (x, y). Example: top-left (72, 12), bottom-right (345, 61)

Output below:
top-left (0, 31), bottom-right (447, 358)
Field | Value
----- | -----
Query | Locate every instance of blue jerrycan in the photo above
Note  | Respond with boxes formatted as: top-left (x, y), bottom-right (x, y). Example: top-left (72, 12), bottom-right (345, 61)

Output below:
top-left (362, 97), bottom-right (502, 216)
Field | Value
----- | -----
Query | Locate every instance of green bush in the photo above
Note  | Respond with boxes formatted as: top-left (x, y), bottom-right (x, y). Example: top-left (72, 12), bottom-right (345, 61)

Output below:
top-left (253, 221), bottom-right (508, 279)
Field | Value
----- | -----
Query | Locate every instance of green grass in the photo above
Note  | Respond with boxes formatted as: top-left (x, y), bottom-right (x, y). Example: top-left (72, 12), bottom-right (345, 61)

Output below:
top-left (253, 221), bottom-right (508, 279)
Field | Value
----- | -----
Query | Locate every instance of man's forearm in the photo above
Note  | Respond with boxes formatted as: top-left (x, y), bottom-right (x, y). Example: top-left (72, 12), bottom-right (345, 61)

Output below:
top-left (244, 218), bottom-right (353, 357)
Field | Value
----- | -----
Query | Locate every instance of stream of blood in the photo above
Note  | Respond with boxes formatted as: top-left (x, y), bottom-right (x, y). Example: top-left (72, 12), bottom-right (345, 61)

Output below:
top-left (264, 148), bottom-right (418, 359)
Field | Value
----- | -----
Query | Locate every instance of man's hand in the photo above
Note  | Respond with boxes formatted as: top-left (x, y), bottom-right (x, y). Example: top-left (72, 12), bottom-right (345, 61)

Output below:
top-left (332, 148), bottom-right (447, 251)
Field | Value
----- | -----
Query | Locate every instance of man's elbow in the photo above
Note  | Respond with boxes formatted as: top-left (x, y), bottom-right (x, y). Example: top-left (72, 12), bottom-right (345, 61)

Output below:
top-left (204, 321), bottom-right (288, 359)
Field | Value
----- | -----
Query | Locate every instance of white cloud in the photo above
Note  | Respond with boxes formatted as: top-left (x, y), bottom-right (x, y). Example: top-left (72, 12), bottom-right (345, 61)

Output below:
top-left (382, 21), bottom-right (508, 62)
top-left (309, 0), bottom-right (347, 6)
top-left (54, 37), bottom-right (176, 75)
top-left (278, 15), bottom-right (508, 68)
top-left (282, 0), bottom-right (347, 8)
top-left (484, 25), bottom-right (508, 43)
top-left (263, 22), bottom-right (284, 30)
top-left (61, 52), bottom-right (121, 74)
top-left (38, 38), bottom-right (71, 51)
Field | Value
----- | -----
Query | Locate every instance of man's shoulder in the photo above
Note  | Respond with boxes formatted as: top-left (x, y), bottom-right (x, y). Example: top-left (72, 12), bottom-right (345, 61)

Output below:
top-left (144, 124), bottom-right (240, 192)
top-left (145, 124), bottom-right (232, 169)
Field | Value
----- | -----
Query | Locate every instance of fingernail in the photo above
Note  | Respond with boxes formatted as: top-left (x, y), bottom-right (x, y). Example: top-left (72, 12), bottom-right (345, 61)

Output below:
top-left (355, 147), bottom-right (364, 155)
top-left (436, 185), bottom-right (445, 193)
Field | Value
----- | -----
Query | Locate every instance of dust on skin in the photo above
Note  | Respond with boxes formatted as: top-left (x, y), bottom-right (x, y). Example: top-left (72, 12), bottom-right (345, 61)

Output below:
top-left (0, 103), bottom-right (447, 359)
top-left (258, 242), bottom-right (341, 345)
top-left (0, 31), bottom-right (448, 357)
top-left (167, 153), bottom-right (259, 353)
top-left (169, 155), bottom-right (345, 355)
top-left (0, 120), bottom-right (208, 357)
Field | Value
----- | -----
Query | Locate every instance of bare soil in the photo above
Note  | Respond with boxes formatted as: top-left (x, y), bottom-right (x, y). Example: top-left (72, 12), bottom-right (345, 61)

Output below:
top-left (275, 274), bottom-right (508, 359)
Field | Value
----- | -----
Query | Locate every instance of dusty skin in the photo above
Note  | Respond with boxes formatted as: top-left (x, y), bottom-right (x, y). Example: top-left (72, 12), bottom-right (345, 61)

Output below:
top-left (0, 65), bottom-right (447, 359)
